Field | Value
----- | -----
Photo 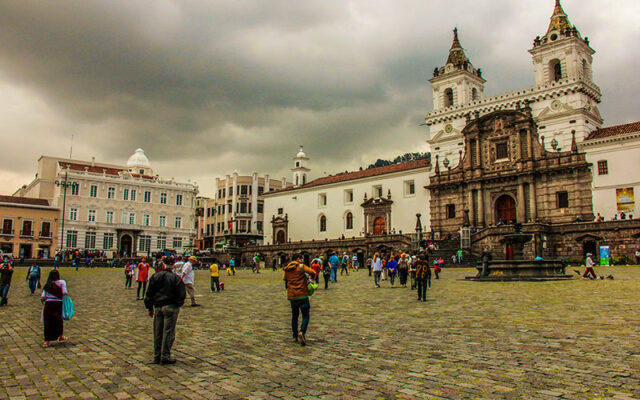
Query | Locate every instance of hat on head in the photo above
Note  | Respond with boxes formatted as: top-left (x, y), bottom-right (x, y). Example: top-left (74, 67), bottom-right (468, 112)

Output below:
top-left (189, 256), bottom-right (197, 261)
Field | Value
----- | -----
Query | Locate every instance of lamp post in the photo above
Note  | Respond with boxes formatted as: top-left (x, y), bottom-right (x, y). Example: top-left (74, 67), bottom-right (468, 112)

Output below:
top-left (54, 167), bottom-right (78, 251)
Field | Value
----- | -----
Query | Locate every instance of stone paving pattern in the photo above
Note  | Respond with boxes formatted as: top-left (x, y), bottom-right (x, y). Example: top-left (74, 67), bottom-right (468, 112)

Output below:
top-left (1, 266), bottom-right (639, 399)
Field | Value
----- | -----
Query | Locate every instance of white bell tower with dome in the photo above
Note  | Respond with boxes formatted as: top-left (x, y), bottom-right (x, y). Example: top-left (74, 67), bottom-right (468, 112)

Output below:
top-left (292, 146), bottom-right (310, 187)
top-left (126, 148), bottom-right (153, 176)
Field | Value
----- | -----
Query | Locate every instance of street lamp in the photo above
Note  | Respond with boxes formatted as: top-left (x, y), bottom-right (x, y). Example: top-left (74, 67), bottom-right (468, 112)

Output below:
top-left (54, 167), bottom-right (79, 251)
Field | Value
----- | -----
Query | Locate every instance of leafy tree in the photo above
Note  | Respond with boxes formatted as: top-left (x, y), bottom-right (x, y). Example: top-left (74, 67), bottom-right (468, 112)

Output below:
top-left (366, 152), bottom-right (430, 169)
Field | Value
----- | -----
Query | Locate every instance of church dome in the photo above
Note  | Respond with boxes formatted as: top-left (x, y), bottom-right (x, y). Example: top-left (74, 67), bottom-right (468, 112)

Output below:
top-left (296, 146), bottom-right (307, 158)
top-left (126, 148), bottom-right (150, 168)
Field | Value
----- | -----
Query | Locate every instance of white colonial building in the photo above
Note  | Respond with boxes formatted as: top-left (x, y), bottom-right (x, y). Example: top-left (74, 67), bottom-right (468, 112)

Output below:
top-left (15, 149), bottom-right (198, 256)
top-left (580, 122), bottom-right (640, 220)
top-left (262, 147), bottom-right (431, 244)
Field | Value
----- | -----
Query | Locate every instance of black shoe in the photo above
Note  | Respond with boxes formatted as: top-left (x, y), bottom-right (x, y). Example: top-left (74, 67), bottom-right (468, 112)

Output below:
top-left (152, 358), bottom-right (161, 364)
top-left (418, 298), bottom-right (422, 301)
top-left (190, 304), bottom-right (201, 307)
top-left (292, 335), bottom-right (298, 343)
top-left (298, 332), bottom-right (306, 346)
top-left (160, 358), bottom-right (177, 364)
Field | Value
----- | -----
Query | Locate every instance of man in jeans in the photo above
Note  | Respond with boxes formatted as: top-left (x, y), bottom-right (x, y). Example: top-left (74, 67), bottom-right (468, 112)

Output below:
top-left (144, 260), bottom-right (186, 364)
top-left (283, 253), bottom-right (316, 346)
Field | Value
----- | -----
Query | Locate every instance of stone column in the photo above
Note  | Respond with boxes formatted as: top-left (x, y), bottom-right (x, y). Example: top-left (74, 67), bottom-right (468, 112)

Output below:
top-left (530, 181), bottom-right (537, 221)
top-left (264, 174), bottom-right (270, 193)
top-left (517, 182), bottom-right (525, 222)
top-left (251, 172), bottom-right (258, 233)
top-left (478, 186), bottom-right (485, 227)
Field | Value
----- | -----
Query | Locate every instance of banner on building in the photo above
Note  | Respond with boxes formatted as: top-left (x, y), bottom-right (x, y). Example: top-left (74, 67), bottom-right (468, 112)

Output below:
top-left (599, 245), bottom-right (610, 266)
top-left (616, 188), bottom-right (635, 212)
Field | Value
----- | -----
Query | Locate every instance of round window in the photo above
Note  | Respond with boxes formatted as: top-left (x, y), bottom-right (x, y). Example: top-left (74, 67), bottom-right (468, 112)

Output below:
top-left (550, 33), bottom-right (558, 41)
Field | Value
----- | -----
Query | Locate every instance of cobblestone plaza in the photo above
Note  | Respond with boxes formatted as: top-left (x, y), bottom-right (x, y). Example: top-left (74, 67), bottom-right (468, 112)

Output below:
top-left (1, 267), bottom-right (639, 399)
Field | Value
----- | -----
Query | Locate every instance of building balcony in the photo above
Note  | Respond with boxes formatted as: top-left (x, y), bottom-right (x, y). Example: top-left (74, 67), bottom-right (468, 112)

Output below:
top-left (0, 230), bottom-right (14, 236)
top-left (39, 232), bottom-right (52, 239)
top-left (20, 231), bottom-right (33, 237)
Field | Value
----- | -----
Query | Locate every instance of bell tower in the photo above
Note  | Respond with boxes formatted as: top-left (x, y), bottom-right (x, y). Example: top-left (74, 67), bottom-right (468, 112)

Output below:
top-left (292, 146), bottom-right (310, 187)
top-left (429, 28), bottom-right (486, 110)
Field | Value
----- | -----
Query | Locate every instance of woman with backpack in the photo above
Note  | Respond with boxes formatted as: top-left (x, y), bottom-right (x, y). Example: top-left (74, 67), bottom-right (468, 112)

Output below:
top-left (41, 269), bottom-right (68, 347)
top-left (397, 254), bottom-right (409, 288)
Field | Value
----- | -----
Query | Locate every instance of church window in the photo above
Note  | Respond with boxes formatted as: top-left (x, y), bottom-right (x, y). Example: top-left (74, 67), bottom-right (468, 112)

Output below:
top-left (597, 160), bottom-right (608, 175)
top-left (318, 193), bottom-right (327, 207)
top-left (550, 59), bottom-right (562, 82)
top-left (296, 162), bottom-right (300, 167)
top-left (446, 204), bottom-right (456, 219)
top-left (319, 215), bottom-right (327, 232)
top-left (278, 208), bottom-right (283, 215)
top-left (495, 141), bottom-right (509, 160)
top-left (471, 88), bottom-right (478, 101)
top-left (295, 176), bottom-right (299, 186)
top-left (345, 212), bottom-right (353, 230)
top-left (404, 180), bottom-right (415, 196)
top-left (344, 189), bottom-right (354, 204)
top-left (556, 192), bottom-right (569, 209)
top-left (302, 174), bottom-right (306, 185)
top-left (444, 88), bottom-right (454, 107)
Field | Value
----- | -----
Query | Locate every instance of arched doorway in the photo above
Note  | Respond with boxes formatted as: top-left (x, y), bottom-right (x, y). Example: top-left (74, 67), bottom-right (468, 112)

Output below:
top-left (583, 240), bottom-right (597, 257)
top-left (276, 230), bottom-right (286, 244)
top-left (120, 234), bottom-right (133, 257)
top-left (373, 217), bottom-right (386, 235)
top-left (495, 195), bottom-right (516, 224)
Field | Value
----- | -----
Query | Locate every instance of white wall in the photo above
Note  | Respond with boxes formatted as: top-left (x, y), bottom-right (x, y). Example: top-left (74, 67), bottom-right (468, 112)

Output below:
top-left (263, 168), bottom-right (430, 243)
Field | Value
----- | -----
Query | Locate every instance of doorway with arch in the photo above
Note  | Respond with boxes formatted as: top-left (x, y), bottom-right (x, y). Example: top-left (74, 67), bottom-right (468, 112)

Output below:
top-left (495, 195), bottom-right (516, 224)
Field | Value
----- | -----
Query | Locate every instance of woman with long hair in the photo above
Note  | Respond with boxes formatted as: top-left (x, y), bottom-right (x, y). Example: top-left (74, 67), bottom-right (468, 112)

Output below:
top-left (41, 269), bottom-right (68, 347)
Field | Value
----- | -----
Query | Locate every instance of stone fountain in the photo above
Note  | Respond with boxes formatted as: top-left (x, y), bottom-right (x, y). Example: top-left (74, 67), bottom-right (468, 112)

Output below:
top-left (467, 224), bottom-right (572, 281)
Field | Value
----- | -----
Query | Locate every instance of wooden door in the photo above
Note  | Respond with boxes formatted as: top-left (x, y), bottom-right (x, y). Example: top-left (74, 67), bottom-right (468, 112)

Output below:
top-left (373, 217), bottom-right (385, 235)
top-left (496, 195), bottom-right (516, 224)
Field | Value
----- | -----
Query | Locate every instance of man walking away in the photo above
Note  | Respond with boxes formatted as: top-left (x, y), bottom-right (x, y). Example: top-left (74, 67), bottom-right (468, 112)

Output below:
top-left (328, 253), bottom-right (340, 282)
top-left (182, 256), bottom-right (200, 306)
top-left (144, 261), bottom-right (186, 364)
top-left (283, 253), bottom-right (316, 346)
top-left (321, 259), bottom-right (331, 289)
top-left (209, 262), bottom-right (220, 292)
top-left (340, 253), bottom-right (349, 276)
top-left (0, 261), bottom-right (14, 306)
top-left (583, 253), bottom-right (597, 279)
top-left (26, 263), bottom-right (41, 294)
top-left (415, 253), bottom-right (431, 302)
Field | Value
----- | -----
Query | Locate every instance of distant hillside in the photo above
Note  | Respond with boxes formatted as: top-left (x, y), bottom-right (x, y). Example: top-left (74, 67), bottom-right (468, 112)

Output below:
top-left (366, 152), bottom-right (430, 170)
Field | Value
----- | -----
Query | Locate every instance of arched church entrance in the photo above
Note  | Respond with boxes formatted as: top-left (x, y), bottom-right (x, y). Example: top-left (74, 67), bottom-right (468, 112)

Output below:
top-left (120, 234), bottom-right (133, 257)
top-left (495, 195), bottom-right (516, 224)
top-left (373, 217), bottom-right (386, 235)
top-left (276, 230), bottom-right (286, 244)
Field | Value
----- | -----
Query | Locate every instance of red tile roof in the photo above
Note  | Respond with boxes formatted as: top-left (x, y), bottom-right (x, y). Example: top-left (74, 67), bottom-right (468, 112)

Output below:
top-left (0, 195), bottom-right (50, 207)
top-left (62, 162), bottom-right (155, 180)
top-left (266, 159), bottom-right (430, 194)
top-left (584, 121), bottom-right (640, 141)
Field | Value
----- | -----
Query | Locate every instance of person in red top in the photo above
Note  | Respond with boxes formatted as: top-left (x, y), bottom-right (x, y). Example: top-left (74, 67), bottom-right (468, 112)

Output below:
top-left (136, 257), bottom-right (151, 300)
top-left (309, 258), bottom-right (321, 283)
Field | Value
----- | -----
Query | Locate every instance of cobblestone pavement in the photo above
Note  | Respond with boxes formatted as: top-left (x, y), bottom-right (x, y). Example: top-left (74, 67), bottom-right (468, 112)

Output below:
top-left (1, 266), bottom-right (639, 399)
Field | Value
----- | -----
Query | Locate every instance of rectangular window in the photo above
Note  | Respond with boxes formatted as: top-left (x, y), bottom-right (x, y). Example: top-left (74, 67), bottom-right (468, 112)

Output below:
top-left (66, 230), bottom-right (78, 248)
top-left (344, 189), bottom-right (354, 204)
top-left (90, 185), bottom-right (98, 198)
top-left (557, 191), bottom-right (569, 208)
top-left (597, 160), bottom-right (608, 175)
top-left (138, 235), bottom-right (151, 252)
top-left (258, 203), bottom-right (264, 213)
top-left (173, 237), bottom-right (183, 249)
top-left (373, 185), bottom-right (383, 198)
top-left (176, 194), bottom-right (183, 206)
top-left (446, 204), bottom-right (456, 219)
top-left (257, 221), bottom-right (263, 232)
top-left (128, 213), bottom-right (135, 225)
top-left (85, 232), bottom-right (96, 249)
top-left (496, 141), bottom-right (509, 160)
top-left (69, 208), bottom-right (78, 221)
top-left (258, 186), bottom-right (264, 195)
top-left (123, 188), bottom-right (129, 201)
top-left (107, 187), bottom-right (115, 199)
top-left (143, 214), bottom-right (150, 226)
top-left (160, 193), bottom-right (167, 204)
top-left (222, 188), bottom-right (226, 198)
top-left (240, 202), bottom-right (247, 213)
top-left (130, 189), bottom-right (136, 201)
top-left (405, 180), bottom-right (415, 196)
top-left (159, 216), bottom-right (166, 227)
top-left (2, 219), bottom-right (13, 235)
top-left (239, 220), bottom-right (247, 232)
top-left (241, 185), bottom-right (248, 195)
top-left (318, 193), bottom-right (327, 208)
top-left (71, 183), bottom-right (79, 196)
top-left (229, 187), bottom-right (233, 196)
top-left (88, 209), bottom-right (96, 222)
top-left (41, 222), bottom-right (51, 237)
top-left (103, 233), bottom-right (114, 250)
top-left (278, 207), bottom-right (284, 215)
top-left (157, 236), bottom-right (166, 250)
top-left (21, 220), bottom-right (32, 236)
top-left (106, 211), bottom-right (114, 224)
top-left (174, 217), bottom-right (182, 229)
top-left (144, 191), bottom-right (151, 203)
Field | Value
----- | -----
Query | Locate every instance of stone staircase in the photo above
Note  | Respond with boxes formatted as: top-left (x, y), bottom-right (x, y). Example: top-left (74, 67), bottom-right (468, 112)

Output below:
top-left (427, 239), bottom-right (480, 269)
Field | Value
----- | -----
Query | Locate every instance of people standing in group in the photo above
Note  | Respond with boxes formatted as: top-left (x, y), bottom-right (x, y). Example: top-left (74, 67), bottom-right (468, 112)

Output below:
top-left (282, 253), bottom-right (316, 346)
top-left (136, 257), bottom-right (151, 300)
top-left (340, 253), bottom-right (350, 276)
top-left (387, 255), bottom-right (398, 287)
top-left (583, 253), bottom-right (598, 279)
top-left (144, 258), bottom-right (186, 364)
top-left (328, 252), bottom-right (340, 282)
top-left (371, 253), bottom-right (383, 288)
top-left (26, 263), bottom-right (41, 295)
top-left (124, 262), bottom-right (134, 288)
top-left (415, 254), bottom-right (431, 302)
top-left (209, 262), bottom-right (220, 292)
top-left (41, 269), bottom-right (68, 347)
top-left (0, 261), bottom-right (14, 306)
top-left (182, 256), bottom-right (200, 306)
top-left (398, 254), bottom-right (409, 288)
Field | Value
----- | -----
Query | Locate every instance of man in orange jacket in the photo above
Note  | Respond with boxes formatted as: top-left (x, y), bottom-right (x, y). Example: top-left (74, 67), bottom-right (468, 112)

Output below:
top-left (283, 253), bottom-right (316, 346)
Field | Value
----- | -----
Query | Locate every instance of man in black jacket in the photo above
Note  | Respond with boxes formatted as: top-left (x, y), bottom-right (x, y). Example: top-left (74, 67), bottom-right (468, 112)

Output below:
top-left (144, 261), bottom-right (186, 364)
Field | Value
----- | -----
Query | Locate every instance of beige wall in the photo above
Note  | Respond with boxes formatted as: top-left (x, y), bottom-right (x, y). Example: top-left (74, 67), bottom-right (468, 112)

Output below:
top-left (0, 204), bottom-right (59, 258)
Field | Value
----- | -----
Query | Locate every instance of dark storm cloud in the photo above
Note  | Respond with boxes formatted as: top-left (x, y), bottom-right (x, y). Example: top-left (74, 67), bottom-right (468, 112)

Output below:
top-left (0, 0), bottom-right (638, 196)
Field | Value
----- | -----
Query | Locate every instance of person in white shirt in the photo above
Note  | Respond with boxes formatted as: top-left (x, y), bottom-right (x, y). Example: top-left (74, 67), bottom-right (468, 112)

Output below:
top-left (182, 256), bottom-right (200, 307)
top-left (583, 253), bottom-right (597, 279)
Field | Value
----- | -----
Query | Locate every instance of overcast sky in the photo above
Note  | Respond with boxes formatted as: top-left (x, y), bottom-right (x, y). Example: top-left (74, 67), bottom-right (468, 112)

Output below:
top-left (1, 0), bottom-right (638, 197)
